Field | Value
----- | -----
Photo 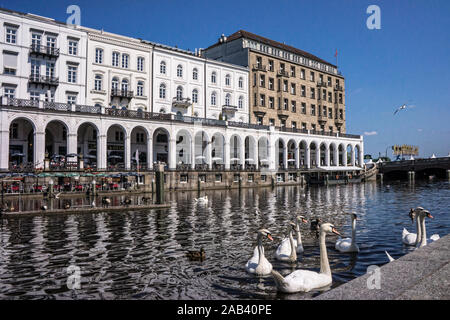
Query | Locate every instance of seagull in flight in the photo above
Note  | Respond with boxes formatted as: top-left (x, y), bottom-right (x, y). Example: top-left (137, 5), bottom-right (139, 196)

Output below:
top-left (394, 104), bottom-right (407, 115)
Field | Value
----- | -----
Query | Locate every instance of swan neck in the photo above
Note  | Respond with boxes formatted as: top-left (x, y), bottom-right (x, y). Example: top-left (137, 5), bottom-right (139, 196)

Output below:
top-left (296, 222), bottom-right (302, 245)
top-left (270, 270), bottom-right (285, 288)
top-left (415, 215), bottom-right (422, 246)
top-left (351, 218), bottom-right (356, 244)
top-left (419, 214), bottom-right (427, 247)
top-left (319, 230), bottom-right (331, 275)
top-left (257, 234), bottom-right (264, 264)
top-left (289, 230), bottom-right (297, 260)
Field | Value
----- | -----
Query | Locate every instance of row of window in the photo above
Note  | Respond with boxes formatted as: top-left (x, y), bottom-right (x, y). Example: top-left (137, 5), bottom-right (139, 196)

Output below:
top-left (254, 74), bottom-right (344, 103)
top-left (94, 75), bottom-right (145, 97)
top-left (159, 61), bottom-right (245, 88)
top-left (5, 26), bottom-right (81, 56)
top-left (255, 94), bottom-right (344, 118)
top-left (256, 116), bottom-right (342, 133)
top-left (255, 56), bottom-right (341, 84)
top-left (29, 59), bottom-right (78, 83)
top-left (94, 48), bottom-right (145, 71)
top-left (158, 84), bottom-right (245, 109)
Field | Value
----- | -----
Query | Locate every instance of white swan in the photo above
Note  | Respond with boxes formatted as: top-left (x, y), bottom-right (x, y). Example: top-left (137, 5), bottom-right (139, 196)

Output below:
top-left (274, 222), bottom-right (298, 262)
top-left (275, 216), bottom-right (308, 257)
top-left (245, 228), bottom-right (274, 276)
top-left (402, 208), bottom-right (421, 246)
top-left (194, 195), bottom-right (208, 204)
top-left (271, 223), bottom-right (341, 293)
top-left (335, 213), bottom-right (359, 253)
top-left (416, 209), bottom-right (439, 247)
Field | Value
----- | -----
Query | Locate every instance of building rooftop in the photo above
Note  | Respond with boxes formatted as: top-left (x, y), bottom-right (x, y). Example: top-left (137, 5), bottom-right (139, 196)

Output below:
top-left (206, 29), bottom-right (337, 68)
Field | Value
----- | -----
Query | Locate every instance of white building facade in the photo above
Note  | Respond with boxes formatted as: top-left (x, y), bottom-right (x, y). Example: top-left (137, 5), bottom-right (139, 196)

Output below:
top-left (0, 9), bottom-right (87, 106)
top-left (151, 43), bottom-right (249, 122)
top-left (82, 27), bottom-right (152, 112)
top-left (0, 9), bottom-right (87, 164)
top-left (0, 8), bottom-right (364, 175)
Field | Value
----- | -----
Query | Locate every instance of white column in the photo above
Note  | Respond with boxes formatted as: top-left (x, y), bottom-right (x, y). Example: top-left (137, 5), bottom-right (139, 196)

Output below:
top-left (191, 138), bottom-right (196, 169)
top-left (351, 146), bottom-right (355, 166)
top-left (325, 146), bottom-right (330, 167)
top-left (98, 134), bottom-right (107, 169)
top-left (34, 131), bottom-right (45, 169)
top-left (0, 129), bottom-right (9, 170)
top-left (343, 148), bottom-right (348, 166)
top-left (334, 147), bottom-right (339, 166)
top-left (305, 146), bottom-right (310, 169)
top-left (359, 145), bottom-right (364, 167)
top-left (283, 144), bottom-right (288, 169)
top-left (239, 139), bottom-right (245, 167)
top-left (67, 133), bottom-right (77, 155)
top-left (268, 135), bottom-right (276, 171)
top-left (224, 140), bottom-right (230, 170)
top-left (254, 142), bottom-right (259, 170)
top-left (295, 145), bottom-right (300, 169)
top-left (168, 138), bottom-right (176, 169)
top-left (207, 140), bottom-right (212, 169)
top-left (316, 147), bottom-right (320, 167)
top-left (147, 137), bottom-right (153, 169)
top-left (124, 135), bottom-right (131, 170)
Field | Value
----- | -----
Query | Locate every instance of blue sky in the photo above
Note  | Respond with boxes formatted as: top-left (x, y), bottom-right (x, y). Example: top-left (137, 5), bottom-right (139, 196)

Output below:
top-left (3, 0), bottom-right (450, 158)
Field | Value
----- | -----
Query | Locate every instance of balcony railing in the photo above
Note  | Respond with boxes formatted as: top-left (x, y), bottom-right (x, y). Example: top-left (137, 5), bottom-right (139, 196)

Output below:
top-left (335, 118), bottom-right (344, 125)
top-left (75, 104), bottom-right (102, 114)
top-left (227, 121), bottom-right (269, 130)
top-left (29, 44), bottom-right (60, 58)
top-left (252, 64), bottom-right (266, 71)
top-left (317, 81), bottom-right (328, 88)
top-left (334, 85), bottom-right (344, 91)
top-left (172, 97), bottom-right (192, 108)
top-left (277, 108), bottom-right (290, 117)
top-left (105, 108), bottom-right (172, 121)
top-left (173, 115), bottom-right (227, 127)
top-left (222, 105), bottom-right (238, 113)
top-left (111, 89), bottom-right (134, 98)
top-left (29, 74), bottom-right (59, 86)
top-left (2, 97), bottom-right (39, 108)
top-left (317, 113), bottom-right (328, 122)
top-left (43, 101), bottom-right (71, 111)
top-left (340, 133), bottom-right (361, 139)
top-left (277, 70), bottom-right (290, 78)
top-left (276, 127), bottom-right (308, 134)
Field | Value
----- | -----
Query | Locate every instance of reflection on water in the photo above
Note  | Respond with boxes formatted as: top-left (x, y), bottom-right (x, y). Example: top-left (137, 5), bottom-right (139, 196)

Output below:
top-left (0, 180), bottom-right (449, 299)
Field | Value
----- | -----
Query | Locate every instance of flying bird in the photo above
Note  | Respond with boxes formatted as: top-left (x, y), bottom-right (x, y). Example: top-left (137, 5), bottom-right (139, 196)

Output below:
top-left (393, 104), bottom-right (407, 115)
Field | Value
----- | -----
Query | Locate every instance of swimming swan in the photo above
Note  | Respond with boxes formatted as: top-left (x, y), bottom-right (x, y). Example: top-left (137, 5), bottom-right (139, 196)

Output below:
top-left (245, 228), bottom-right (274, 276)
top-left (335, 213), bottom-right (360, 253)
top-left (275, 216), bottom-right (308, 258)
top-left (271, 223), bottom-right (341, 293)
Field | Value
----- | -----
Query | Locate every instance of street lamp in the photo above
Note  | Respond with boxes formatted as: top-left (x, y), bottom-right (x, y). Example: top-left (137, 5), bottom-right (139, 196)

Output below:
top-left (385, 146), bottom-right (393, 159)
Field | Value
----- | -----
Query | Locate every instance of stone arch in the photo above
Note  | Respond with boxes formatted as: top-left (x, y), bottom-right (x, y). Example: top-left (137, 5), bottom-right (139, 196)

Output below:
top-left (45, 119), bottom-right (70, 158)
top-left (211, 132), bottom-right (225, 168)
top-left (194, 130), bottom-right (210, 168)
top-left (175, 129), bottom-right (192, 167)
top-left (130, 125), bottom-right (149, 168)
top-left (244, 135), bottom-right (257, 169)
top-left (153, 127), bottom-right (171, 165)
top-left (258, 136), bottom-right (269, 168)
top-left (8, 117), bottom-right (37, 167)
top-left (299, 140), bottom-right (308, 167)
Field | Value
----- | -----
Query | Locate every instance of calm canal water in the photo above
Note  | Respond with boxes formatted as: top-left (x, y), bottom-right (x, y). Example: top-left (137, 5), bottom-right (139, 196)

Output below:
top-left (0, 180), bottom-right (449, 299)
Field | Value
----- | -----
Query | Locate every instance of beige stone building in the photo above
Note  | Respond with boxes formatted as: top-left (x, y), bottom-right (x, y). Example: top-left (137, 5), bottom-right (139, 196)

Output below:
top-left (203, 30), bottom-right (346, 133)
